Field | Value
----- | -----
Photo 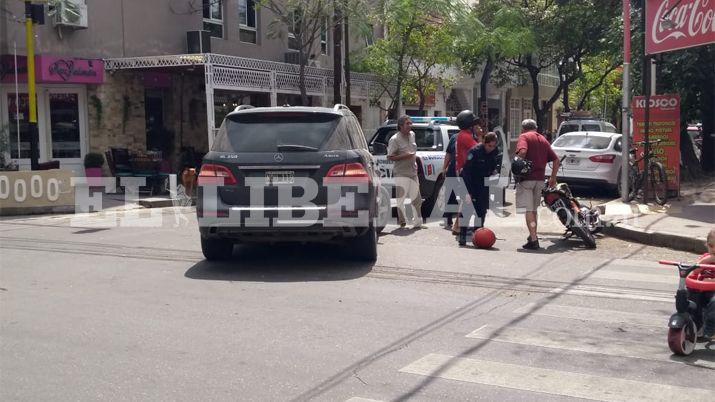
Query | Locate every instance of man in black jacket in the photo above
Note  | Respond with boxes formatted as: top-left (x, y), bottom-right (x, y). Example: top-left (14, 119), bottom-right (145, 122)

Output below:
top-left (458, 132), bottom-right (499, 246)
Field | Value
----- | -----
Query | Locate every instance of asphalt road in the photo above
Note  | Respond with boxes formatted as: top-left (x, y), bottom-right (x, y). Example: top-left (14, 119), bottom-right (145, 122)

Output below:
top-left (1, 204), bottom-right (713, 402)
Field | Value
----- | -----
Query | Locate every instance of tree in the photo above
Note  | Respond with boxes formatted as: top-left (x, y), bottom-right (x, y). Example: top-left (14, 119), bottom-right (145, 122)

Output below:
top-left (356, 0), bottom-right (457, 118)
top-left (503, 0), bottom-right (621, 132)
top-left (258, 0), bottom-right (334, 105)
top-left (456, 1), bottom-right (534, 123)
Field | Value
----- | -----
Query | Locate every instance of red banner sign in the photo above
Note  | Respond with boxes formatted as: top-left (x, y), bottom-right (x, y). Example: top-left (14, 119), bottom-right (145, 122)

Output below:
top-left (631, 94), bottom-right (681, 191)
top-left (646, 0), bottom-right (715, 54)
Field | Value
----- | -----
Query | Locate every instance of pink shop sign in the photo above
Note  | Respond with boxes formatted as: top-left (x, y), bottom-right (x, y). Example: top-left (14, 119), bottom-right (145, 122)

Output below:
top-left (0, 55), bottom-right (104, 84)
top-left (38, 56), bottom-right (104, 84)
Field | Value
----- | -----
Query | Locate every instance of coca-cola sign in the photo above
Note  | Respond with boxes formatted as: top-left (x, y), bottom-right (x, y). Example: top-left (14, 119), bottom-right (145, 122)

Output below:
top-left (646, 0), bottom-right (715, 54)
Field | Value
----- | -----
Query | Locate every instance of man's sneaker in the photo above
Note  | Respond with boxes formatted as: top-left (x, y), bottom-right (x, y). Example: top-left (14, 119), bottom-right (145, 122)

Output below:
top-left (698, 333), bottom-right (714, 342)
top-left (413, 222), bottom-right (427, 230)
top-left (399, 221), bottom-right (406, 228)
top-left (522, 237), bottom-right (540, 250)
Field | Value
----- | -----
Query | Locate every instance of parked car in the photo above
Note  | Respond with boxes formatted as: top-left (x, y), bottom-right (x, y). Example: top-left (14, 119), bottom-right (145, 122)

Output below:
top-left (555, 118), bottom-right (618, 141)
top-left (545, 131), bottom-right (623, 195)
top-left (196, 104), bottom-right (384, 261)
top-left (368, 117), bottom-right (510, 218)
top-left (687, 123), bottom-right (703, 159)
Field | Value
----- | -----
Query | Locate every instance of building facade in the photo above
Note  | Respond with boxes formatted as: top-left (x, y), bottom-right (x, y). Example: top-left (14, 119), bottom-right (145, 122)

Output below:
top-left (0, 0), bottom-right (561, 173)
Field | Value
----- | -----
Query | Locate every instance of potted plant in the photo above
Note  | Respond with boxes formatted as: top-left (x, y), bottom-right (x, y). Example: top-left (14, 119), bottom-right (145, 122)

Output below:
top-left (84, 152), bottom-right (105, 186)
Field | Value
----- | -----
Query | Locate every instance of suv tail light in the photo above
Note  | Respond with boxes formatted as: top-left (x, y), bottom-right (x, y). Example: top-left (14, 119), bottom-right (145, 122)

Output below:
top-left (589, 154), bottom-right (616, 163)
top-left (324, 163), bottom-right (370, 184)
top-left (198, 164), bottom-right (238, 185)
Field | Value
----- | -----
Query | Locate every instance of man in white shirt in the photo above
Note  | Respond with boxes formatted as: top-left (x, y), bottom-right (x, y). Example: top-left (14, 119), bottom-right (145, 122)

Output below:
top-left (387, 115), bottom-right (426, 229)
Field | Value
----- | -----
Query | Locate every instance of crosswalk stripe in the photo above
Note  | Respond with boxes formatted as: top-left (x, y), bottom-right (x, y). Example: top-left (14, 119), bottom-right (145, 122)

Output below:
top-left (591, 270), bottom-right (674, 285)
top-left (466, 325), bottom-right (715, 369)
top-left (400, 353), bottom-right (715, 401)
top-left (550, 285), bottom-right (672, 303)
top-left (513, 303), bottom-right (668, 328)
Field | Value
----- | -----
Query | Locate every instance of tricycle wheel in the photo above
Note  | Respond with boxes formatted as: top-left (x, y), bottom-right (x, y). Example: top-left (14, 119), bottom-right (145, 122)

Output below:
top-left (668, 320), bottom-right (697, 355)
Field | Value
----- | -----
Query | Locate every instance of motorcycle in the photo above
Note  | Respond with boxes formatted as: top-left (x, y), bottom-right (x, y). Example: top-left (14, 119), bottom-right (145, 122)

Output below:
top-left (659, 260), bottom-right (715, 355)
top-left (541, 156), bottom-right (601, 248)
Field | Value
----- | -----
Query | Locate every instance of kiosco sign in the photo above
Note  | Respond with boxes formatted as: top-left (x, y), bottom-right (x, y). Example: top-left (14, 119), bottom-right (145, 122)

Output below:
top-left (646, 0), bottom-right (715, 54)
top-left (631, 94), bottom-right (681, 192)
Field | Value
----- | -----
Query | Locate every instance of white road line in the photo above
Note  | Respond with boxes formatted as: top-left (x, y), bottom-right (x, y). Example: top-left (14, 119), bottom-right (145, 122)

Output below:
top-left (466, 325), bottom-right (715, 369)
top-left (345, 398), bottom-right (385, 402)
top-left (400, 353), bottom-right (715, 402)
top-left (550, 285), bottom-right (672, 303)
top-left (513, 303), bottom-right (668, 328)
top-left (591, 270), bottom-right (674, 285)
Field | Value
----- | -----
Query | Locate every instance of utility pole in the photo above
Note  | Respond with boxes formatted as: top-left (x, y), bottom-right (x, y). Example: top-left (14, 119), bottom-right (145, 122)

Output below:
top-left (25, 1), bottom-right (40, 170)
top-left (641, 0), bottom-right (651, 201)
top-left (621, 0), bottom-right (631, 202)
top-left (343, 2), bottom-right (350, 108)
top-left (333, 1), bottom-right (342, 104)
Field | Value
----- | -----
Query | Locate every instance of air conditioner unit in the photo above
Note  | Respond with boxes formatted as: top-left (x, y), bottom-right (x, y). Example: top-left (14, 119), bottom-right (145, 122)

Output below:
top-left (51, 0), bottom-right (88, 29)
top-left (284, 52), bottom-right (301, 65)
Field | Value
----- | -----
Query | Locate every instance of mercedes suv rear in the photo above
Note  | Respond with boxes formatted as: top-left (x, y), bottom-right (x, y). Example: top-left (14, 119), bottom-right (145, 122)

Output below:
top-left (197, 104), bottom-right (383, 261)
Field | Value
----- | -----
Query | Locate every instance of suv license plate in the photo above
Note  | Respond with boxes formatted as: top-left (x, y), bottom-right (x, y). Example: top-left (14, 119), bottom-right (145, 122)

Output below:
top-left (566, 158), bottom-right (580, 165)
top-left (265, 171), bottom-right (295, 185)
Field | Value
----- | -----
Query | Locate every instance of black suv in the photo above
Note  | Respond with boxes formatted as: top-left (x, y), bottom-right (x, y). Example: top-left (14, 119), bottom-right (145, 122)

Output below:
top-left (197, 104), bottom-right (384, 261)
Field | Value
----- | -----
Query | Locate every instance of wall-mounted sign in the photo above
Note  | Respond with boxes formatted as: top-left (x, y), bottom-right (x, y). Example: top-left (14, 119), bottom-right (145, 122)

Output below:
top-left (631, 94), bottom-right (681, 192)
top-left (646, 0), bottom-right (715, 54)
top-left (0, 55), bottom-right (104, 84)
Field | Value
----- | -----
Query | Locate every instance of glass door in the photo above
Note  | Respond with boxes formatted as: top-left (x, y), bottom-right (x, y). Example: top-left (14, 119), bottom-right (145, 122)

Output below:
top-left (43, 87), bottom-right (87, 171)
top-left (1, 86), bottom-right (45, 170)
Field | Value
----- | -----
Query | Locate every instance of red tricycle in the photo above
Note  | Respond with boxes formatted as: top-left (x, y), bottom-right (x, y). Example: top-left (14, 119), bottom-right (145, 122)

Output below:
top-left (659, 260), bottom-right (715, 355)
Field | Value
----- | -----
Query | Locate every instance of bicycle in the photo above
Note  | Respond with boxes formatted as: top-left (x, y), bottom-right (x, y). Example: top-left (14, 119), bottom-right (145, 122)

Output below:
top-left (627, 139), bottom-right (668, 205)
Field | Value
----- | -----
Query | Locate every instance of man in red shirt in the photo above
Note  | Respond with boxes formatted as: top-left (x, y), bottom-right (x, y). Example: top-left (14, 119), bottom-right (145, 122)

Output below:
top-left (515, 119), bottom-right (559, 250)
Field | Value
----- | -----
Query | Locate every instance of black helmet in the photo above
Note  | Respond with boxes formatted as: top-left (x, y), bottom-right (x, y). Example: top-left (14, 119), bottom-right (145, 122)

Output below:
top-left (511, 156), bottom-right (533, 177)
top-left (456, 110), bottom-right (477, 130)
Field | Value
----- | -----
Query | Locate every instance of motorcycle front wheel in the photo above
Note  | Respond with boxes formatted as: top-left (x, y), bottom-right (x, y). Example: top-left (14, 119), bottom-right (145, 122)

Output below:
top-left (570, 211), bottom-right (597, 249)
top-left (667, 320), bottom-right (697, 356)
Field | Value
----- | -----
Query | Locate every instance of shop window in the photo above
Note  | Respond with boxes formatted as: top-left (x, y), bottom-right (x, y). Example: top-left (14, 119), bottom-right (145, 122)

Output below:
top-left (203, 0), bottom-right (224, 38)
top-left (49, 93), bottom-right (81, 159)
top-left (6, 93), bottom-right (31, 159)
top-left (239, 0), bottom-right (257, 44)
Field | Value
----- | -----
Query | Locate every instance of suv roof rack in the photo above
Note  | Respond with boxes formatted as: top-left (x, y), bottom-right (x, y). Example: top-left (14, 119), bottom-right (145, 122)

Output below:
top-left (233, 104), bottom-right (255, 112)
top-left (333, 104), bottom-right (352, 113)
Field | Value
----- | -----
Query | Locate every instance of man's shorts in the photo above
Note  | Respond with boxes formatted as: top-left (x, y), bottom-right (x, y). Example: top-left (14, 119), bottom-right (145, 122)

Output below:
top-left (515, 180), bottom-right (544, 212)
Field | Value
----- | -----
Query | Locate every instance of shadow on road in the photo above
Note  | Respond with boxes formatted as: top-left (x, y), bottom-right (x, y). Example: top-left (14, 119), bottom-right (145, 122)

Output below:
top-left (185, 243), bottom-right (374, 283)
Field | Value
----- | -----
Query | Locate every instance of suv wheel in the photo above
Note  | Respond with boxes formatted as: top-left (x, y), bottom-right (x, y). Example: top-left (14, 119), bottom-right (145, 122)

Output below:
top-left (351, 225), bottom-right (377, 261)
top-left (201, 237), bottom-right (234, 260)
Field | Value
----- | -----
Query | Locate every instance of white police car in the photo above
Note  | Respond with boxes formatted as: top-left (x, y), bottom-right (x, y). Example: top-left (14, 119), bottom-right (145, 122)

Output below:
top-left (368, 117), bottom-right (510, 218)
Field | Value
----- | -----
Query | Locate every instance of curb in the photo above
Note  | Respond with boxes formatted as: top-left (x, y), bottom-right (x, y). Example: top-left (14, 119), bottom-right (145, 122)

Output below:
top-left (602, 219), bottom-right (706, 254)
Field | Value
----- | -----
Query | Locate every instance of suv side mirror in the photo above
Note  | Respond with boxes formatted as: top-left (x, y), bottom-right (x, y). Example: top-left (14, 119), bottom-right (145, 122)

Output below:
top-left (371, 142), bottom-right (387, 155)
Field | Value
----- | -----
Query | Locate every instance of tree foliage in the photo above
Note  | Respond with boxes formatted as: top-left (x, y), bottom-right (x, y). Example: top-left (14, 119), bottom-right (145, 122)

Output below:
top-left (257, 0), bottom-right (335, 105)
top-left (354, 0), bottom-right (458, 117)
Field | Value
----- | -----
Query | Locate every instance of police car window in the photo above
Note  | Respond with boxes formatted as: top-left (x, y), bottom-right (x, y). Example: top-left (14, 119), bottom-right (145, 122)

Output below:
top-left (372, 127), bottom-right (438, 151)
top-left (582, 124), bottom-right (601, 131)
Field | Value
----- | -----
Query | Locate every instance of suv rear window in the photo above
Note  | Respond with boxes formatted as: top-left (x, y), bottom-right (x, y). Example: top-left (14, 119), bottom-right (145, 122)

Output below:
top-left (212, 113), bottom-right (340, 152)
top-left (553, 134), bottom-right (612, 150)
top-left (371, 127), bottom-right (438, 151)
top-left (582, 124), bottom-right (601, 131)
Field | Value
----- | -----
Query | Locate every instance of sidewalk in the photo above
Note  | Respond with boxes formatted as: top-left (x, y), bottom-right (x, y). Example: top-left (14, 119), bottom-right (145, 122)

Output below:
top-left (599, 178), bottom-right (715, 254)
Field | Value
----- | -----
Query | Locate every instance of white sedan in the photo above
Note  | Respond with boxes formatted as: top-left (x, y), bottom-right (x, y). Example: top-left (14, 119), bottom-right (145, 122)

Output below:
top-left (545, 131), bottom-right (623, 195)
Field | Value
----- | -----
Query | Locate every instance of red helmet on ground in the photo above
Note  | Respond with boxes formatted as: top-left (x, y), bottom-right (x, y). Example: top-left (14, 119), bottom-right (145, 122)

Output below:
top-left (472, 228), bottom-right (496, 249)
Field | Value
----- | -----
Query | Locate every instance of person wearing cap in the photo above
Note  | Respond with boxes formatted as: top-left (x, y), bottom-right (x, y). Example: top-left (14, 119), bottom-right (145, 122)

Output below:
top-left (453, 110), bottom-right (484, 245)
